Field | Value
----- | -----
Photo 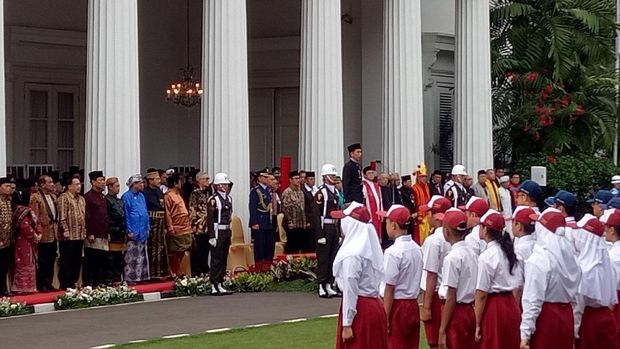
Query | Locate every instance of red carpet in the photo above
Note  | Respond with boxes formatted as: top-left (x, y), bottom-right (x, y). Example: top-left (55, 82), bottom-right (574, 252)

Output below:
top-left (8, 281), bottom-right (175, 305)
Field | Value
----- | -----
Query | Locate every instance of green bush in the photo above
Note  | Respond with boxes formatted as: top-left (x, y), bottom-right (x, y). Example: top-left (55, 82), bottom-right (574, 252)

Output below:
top-left (229, 272), bottom-right (274, 293)
top-left (514, 153), bottom-right (620, 211)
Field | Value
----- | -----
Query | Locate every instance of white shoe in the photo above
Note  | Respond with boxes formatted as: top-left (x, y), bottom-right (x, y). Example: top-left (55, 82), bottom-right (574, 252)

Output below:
top-left (326, 284), bottom-right (340, 297)
top-left (211, 284), bottom-right (221, 296)
top-left (218, 283), bottom-right (232, 295)
top-left (318, 284), bottom-right (329, 298)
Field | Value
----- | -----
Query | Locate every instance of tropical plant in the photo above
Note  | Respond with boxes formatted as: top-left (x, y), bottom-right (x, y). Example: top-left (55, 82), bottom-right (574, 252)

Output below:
top-left (491, 0), bottom-right (618, 162)
top-left (54, 284), bottom-right (140, 310)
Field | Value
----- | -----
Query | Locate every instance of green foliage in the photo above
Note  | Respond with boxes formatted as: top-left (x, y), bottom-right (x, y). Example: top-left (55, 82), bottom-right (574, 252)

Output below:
top-left (514, 153), bottom-right (620, 208)
top-left (229, 272), bottom-right (274, 293)
top-left (0, 298), bottom-right (29, 317)
top-left (174, 275), bottom-right (212, 296)
top-left (271, 256), bottom-right (318, 282)
top-left (262, 279), bottom-right (319, 293)
top-left (491, 0), bottom-right (618, 162)
top-left (55, 285), bottom-right (141, 310)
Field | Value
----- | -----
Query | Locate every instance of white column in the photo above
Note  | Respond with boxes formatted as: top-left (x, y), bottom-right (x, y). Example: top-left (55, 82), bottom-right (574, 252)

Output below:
top-left (382, 0), bottom-right (425, 175)
top-left (85, 0), bottom-right (141, 186)
top-left (201, 0), bottom-right (251, 242)
top-left (0, 0), bottom-right (6, 177)
top-left (299, 0), bottom-right (344, 174)
top-left (454, 0), bottom-right (494, 174)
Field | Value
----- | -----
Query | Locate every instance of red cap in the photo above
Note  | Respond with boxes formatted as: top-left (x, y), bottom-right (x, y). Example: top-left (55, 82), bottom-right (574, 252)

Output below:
top-left (577, 215), bottom-right (604, 236)
top-left (479, 210), bottom-right (505, 231)
top-left (331, 205), bottom-right (371, 223)
top-left (377, 205), bottom-right (411, 225)
top-left (419, 195), bottom-right (452, 214)
top-left (600, 209), bottom-right (620, 226)
top-left (538, 209), bottom-right (566, 233)
top-left (512, 206), bottom-right (537, 225)
top-left (442, 208), bottom-right (468, 232)
top-left (458, 197), bottom-right (489, 217)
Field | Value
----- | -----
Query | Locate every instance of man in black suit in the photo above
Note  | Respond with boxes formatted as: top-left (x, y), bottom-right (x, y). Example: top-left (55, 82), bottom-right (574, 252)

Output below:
top-left (429, 170), bottom-right (444, 196)
top-left (341, 143), bottom-right (363, 205)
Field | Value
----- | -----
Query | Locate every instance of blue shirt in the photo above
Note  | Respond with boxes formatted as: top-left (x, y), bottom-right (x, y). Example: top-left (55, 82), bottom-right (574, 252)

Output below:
top-left (122, 190), bottom-right (150, 242)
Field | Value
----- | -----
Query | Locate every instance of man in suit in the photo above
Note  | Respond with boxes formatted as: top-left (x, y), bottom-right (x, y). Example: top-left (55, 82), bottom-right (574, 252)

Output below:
top-left (342, 143), bottom-right (363, 205)
top-left (429, 170), bottom-right (444, 197)
top-left (249, 168), bottom-right (275, 271)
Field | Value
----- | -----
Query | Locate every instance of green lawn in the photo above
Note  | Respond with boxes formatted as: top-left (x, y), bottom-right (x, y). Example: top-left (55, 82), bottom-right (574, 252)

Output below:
top-left (118, 317), bottom-right (430, 349)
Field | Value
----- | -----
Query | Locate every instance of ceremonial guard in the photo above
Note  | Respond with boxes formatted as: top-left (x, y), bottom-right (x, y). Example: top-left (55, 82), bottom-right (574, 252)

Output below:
top-left (313, 164), bottom-right (342, 298)
top-left (301, 171), bottom-right (316, 253)
top-left (342, 143), bottom-right (363, 204)
top-left (143, 170), bottom-right (169, 278)
top-left (249, 168), bottom-right (275, 271)
top-left (446, 164), bottom-right (470, 208)
top-left (207, 173), bottom-right (234, 296)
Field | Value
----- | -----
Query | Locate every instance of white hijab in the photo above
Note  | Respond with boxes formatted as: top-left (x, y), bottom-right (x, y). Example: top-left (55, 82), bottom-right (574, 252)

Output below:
top-left (575, 214), bottom-right (618, 305)
top-left (534, 208), bottom-right (581, 292)
top-left (333, 202), bottom-right (384, 285)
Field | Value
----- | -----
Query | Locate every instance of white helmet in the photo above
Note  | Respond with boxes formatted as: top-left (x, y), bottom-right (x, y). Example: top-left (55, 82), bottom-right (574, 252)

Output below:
top-left (213, 172), bottom-right (231, 185)
top-left (451, 164), bottom-right (467, 176)
top-left (320, 164), bottom-right (338, 177)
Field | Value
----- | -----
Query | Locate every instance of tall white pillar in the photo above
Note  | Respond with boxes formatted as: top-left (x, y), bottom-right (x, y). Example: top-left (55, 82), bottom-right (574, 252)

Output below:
top-left (454, 0), bottom-right (494, 174)
top-left (382, 0), bottom-right (425, 175)
top-left (201, 0), bottom-right (251, 241)
top-left (299, 0), bottom-right (344, 174)
top-left (0, 0), bottom-right (6, 177)
top-left (85, 0), bottom-right (141, 186)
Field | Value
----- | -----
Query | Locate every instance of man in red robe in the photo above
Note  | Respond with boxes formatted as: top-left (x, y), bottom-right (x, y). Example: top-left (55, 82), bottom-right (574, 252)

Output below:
top-left (412, 164), bottom-right (431, 244)
top-left (361, 166), bottom-right (383, 239)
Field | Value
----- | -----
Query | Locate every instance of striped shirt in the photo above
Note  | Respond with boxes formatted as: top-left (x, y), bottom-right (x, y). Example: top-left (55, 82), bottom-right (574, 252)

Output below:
top-left (57, 191), bottom-right (86, 241)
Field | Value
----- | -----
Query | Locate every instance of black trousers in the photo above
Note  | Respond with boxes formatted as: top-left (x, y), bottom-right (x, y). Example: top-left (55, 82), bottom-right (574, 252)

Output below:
top-left (285, 228), bottom-right (305, 254)
top-left (107, 250), bottom-right (124, 284)
top-left (316, 224), bottom-right (340, 285)
top-left (253, 228), bottom-right (275, 263)
top-left (37, 241), bottom-right (57, 291)
top-left (0, 246), bottom-right (13, 296)
top-left (209, 230), bottom-right (231, 284)
top-left (83, 247), bottom-right (108, 286)
top-left (191, 234), bottom-right (210, 276)
top-left (302, 228), bottom-right (316, 253)
top-left (58, 240), bottom-right (83, 289)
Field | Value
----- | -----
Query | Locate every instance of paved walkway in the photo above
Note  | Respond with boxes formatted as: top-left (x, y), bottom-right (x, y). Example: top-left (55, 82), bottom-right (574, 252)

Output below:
top-left (0, 292), bottom-right (340, 349)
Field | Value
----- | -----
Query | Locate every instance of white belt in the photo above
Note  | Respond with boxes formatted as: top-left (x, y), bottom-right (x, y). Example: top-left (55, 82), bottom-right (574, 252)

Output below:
top-left (217, 224), bottom-right (230, 230)
top-left (323, 218), bottom-right (338, 224)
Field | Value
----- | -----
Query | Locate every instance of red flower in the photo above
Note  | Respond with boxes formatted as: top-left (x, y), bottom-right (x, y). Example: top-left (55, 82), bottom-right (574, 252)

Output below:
top-left (547, 155), bottom-right (557, 165)
top-left (559, 95), bottom-right (571, 108)
top-left (534, 131), bottom-right (541, 141)
top-left (575, 105), bottom-right (586, 116)
top-left (544, 84), bottom-right (553, 94)
top-left (526, 72), bottom-right (539, 82)
top-left (540, 91), bottom-right (549, 101)
top-left (523, 126), bottom-right (530, 132)
top-left (539, 115), bottom-right (554, 127)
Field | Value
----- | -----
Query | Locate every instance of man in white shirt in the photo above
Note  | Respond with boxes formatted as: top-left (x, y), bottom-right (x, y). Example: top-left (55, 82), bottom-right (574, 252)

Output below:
top-left (498, 175), bottom-right (514, 236)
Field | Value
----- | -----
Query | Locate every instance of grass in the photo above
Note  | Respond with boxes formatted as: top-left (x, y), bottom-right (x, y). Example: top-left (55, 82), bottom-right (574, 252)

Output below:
top-left (117, 317), bottom-right (431, 349)
top-left (263, 279), bottom-right (318, 293)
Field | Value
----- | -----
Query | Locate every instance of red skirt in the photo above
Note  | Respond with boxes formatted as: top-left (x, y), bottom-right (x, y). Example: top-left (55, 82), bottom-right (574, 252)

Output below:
top-left (388, 299), bottom-right (420, 349)
top-left (445, 303), bottom-right (475, 349)
top-left (475, 292), bottom-right (520, 349)
top-left (336, 296), bottom-right (388, 349)
top-left (615, 291), bottom-right (620, 349)
top-left (530, 302), bottom-right (574, 349)
top-left (576, 306), bottom-right (617, 349)
top-left (423, 292), bottom-right (443, 346)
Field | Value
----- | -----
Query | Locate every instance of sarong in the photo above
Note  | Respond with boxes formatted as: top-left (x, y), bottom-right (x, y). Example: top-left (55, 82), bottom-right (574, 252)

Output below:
top-left (148, 212), bottom-right (169, 278)
top-left (124, 240), bottom-right (150, 283)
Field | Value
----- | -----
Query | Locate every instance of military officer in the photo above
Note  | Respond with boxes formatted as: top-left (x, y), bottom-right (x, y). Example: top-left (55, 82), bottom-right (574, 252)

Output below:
top-left (249, 168), bottom-right (275, 271)
top-left (207, 173), bottom-right (233, 296)
top-left (313, 164), bottom-right (342, 298)
top-left (445, 164), bottom-right (471, 208)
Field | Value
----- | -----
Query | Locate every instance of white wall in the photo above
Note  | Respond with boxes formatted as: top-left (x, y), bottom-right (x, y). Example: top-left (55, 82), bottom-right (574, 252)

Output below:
top-left (421, 0), bottom-right (455, 34)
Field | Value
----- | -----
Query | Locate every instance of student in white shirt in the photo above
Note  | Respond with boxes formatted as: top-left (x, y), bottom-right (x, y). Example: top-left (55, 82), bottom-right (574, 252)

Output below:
top-left (511, 206), bottom-right (538, 303)
top-left (514, 180), bottom-right (543, 214)
top-left (437, 208), bottom-right (478, 349)
top-left (473, 210), bottom-right (521, 349)
top-left (600, 208), bottom-right (620, 348)
top-left (419, 195), bottom-right (453, 349)
top-left (520, 208), bottom-right (581, 349)
top-left (378, 205), bottom-right (423, 349)
top-left (460, 196), bottom-right (489, 255)
top-left (331, 202), bottom-right (387, 349)
top-left (572, 214), bottom-right (617, 349)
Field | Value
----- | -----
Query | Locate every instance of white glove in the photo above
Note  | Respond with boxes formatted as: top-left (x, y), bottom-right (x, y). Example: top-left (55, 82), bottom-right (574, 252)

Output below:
top-left (209, 238), bottom-right (217, 247)
top-left (317, 237), bottom-right (327, 245)
top-left (338, 237), bottom-right (343, 245)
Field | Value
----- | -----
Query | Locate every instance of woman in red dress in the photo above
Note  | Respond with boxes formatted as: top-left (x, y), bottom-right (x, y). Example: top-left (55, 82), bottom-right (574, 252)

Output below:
top-left (11, 195), bottom-right (42, 294)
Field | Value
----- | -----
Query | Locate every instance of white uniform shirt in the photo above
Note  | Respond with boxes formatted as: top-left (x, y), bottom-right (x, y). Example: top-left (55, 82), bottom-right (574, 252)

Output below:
top-left (381, 235), bottom-right (423, 300)
top-left (304, 184), bottom-right (319, 196)
top-left (421, 227), bottom-right (451, 292)
top-left (439, 241), bottom-right (478, 303)
top-left (477, 241), bottom-right (521, 293)
top-left (515, 234), bottom-right (536, 287)
top-left (520, 245), bottom-right (580, 340)
top-left (609, 241), bottom-right (620, 290)
top-left (464, 225), bottom-right (487, 255)
top-left (336, 256), bottom-right (381, 327)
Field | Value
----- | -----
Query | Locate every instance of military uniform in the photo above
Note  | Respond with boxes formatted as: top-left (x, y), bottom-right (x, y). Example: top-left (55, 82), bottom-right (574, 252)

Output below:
top-left (312, 184), bottom-right (341, 296)
top-left (446, 182), bottom-right (470, 208)
top-left (207, 191), bottom-right (232, 293)
top-left (301, 180), bottom-right (316, 253)
top-left (249, 182), bottom-right (275, 269)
